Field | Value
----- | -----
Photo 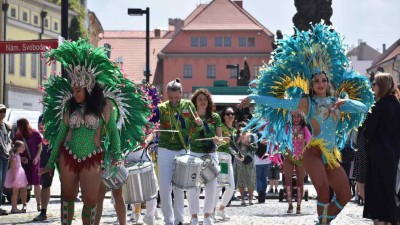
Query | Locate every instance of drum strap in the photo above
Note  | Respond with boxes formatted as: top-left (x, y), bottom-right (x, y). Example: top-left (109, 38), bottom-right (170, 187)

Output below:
top-left (141, 147), bottom-right (152, 162)
top-left (168, 105), bottom-right (189, 151)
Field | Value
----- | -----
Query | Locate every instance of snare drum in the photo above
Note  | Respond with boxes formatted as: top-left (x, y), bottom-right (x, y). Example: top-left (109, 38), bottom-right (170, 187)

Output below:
top-left (217, 152), bottom-right (231, 187)
top-left (172, 154), bottom-right (203, 190)
top-left (123, 162), bottom-right (158, 203)
top-left (200, 155), bottom-right (220, 185)
top-left (101, 165), bottom-right (129, 190)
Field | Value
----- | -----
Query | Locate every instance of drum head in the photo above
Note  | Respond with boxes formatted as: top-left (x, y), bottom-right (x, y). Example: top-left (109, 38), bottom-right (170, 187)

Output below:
top-left (127, 162), bottom-right (153, 174)
top-left (175, 154), bottom-right (203, 165)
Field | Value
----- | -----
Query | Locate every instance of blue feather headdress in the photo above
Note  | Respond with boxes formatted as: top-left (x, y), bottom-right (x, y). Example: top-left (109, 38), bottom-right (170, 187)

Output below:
top-left (246, 22), bottom-right (374, 152)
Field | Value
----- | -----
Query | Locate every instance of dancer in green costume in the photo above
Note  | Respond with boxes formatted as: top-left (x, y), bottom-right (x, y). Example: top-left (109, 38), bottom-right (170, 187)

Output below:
top-left (40, 39), bottom-right (152, 225)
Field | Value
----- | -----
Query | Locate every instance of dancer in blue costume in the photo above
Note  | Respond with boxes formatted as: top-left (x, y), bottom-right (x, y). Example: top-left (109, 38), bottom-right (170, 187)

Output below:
top-left (239, 23), bottom-right (374, 225)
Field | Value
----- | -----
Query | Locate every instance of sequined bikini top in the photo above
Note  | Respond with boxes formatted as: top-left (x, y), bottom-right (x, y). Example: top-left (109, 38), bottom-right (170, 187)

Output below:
top-left (312, 96), bottom-right (340, 123)
top-left (69, 106), bottom-right (101, 130)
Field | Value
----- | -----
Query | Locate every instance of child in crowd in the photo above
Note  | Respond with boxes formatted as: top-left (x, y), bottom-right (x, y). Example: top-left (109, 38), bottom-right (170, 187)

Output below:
top-left (4, 140), bottom-right (28, 213)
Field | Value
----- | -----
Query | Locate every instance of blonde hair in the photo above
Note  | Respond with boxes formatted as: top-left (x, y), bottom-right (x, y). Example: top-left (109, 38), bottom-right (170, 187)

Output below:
top-left (373, 73), bottom-right (399, 101)
top-left (12, 140), bottom-right (24, 154)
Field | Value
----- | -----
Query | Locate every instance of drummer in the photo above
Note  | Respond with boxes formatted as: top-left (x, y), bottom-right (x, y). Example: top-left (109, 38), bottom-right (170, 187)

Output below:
top-left (187, 89), bottom-right (223, 225)
top-left (213, 107), bottom-right (237, 220)
top-left (149, 78), bottom-right (202, 225)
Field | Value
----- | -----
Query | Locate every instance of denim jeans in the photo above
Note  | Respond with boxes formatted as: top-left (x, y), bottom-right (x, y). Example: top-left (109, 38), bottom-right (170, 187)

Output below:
top-left (256, 164), bottom-right (271, 193)
top-left (0, 156), bottom-right (9, 208)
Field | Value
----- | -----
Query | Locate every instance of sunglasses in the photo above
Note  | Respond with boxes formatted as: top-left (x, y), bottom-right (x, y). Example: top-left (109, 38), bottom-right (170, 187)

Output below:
top-left (372, 82), bottom-right (376, 87)
top-left (0, 110), bottom-right (6, 113)
top-left (225, 112), bottom-right (235, 116)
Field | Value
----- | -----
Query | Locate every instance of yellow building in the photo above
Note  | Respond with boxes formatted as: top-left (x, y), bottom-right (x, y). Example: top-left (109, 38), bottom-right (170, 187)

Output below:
top-left (1, 0), bottom-right (79, 111)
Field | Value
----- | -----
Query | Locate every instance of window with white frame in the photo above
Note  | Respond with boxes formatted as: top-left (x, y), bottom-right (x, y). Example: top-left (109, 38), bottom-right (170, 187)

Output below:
top-left (44, 18), bottom-right (49, 28)
top-left (33, 15), bottom-right (39, 25)
top-left (54, 22), bottom-right (59, 31)
top-left (10, 8), bottom-right (16, 18)
top-left (31, 54), bottom-right (38, 78)
top-left (207, 65), bottom-right (216, 78)
top-left (215, 37), bottom-right (222, 47)
top-left (247, 37), bottom-right (255, 47)
top-left (183, 64), bottom-right (192, 78)
top-left (239, 37), bottom-right (246, 47)
top-left (191, 37), bottom-right (199, 47)
top-left (224, 37), bottom-right (232, 47)
top-left (22, 12), bottom-right (28, 22)
top-left (8, 55), bottom-right (14, 74)
top-left (20, 54), bottom-right (26, 76)
top-left (229, 68), bottom-right (237, 79)
top-left (42, 60), bottom-right (47, 79)
top-left (200, 37), bottom-right (207, 47)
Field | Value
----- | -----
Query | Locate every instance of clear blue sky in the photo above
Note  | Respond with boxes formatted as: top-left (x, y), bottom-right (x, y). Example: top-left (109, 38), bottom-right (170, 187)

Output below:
top-left (88, 0), bottom-right (400, 52)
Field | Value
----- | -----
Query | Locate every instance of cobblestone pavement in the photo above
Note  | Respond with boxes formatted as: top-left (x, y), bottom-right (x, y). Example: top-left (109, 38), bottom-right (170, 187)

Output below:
top-left (0, 172), bottom-right (372, 225)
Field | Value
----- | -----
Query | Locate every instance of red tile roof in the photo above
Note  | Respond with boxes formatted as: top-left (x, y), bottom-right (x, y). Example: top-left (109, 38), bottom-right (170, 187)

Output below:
top-left (99, 31), bottom-right (171, 84)
top-left (100, 30), bottom-right (169, 39)
top-left (182, 0), bottom-right (273, 36)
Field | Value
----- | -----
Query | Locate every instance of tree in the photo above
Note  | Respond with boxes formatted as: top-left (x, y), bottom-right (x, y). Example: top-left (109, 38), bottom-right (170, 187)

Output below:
top-left (45, 0), bottom-right (87, 40)
top-left (292, 0), bottom-right (332, 32)
top-left (68, 16), bottom-right (84, 41)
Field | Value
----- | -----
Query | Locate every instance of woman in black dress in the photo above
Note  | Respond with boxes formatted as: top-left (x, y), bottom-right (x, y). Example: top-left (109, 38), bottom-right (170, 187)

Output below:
top-left (363, 72), bottom-right (400, 225)
top-left (354, 121), bottom-right (367, 201)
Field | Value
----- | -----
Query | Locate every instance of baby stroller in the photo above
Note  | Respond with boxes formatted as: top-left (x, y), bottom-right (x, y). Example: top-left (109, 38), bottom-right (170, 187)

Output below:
top-left (278, 173), bottom-right (308, 202)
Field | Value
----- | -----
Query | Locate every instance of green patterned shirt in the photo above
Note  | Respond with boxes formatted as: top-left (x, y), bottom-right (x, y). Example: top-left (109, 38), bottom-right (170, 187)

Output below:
top-left (189, 112), bottom-right (223, 153)
top-left (217, 124), bottom-right (237, 154)
top-left (157, 99), bottom-right (197, 151)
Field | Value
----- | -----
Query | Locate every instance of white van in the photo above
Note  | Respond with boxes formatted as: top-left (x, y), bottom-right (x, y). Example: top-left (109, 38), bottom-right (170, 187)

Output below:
top-left (5, 108), bottom-right (41, 131)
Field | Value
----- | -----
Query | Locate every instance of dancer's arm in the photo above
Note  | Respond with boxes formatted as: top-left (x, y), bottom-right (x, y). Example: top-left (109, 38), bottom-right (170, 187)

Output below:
top-left (337, 99), bottom-right (368, 113)
top-left (239, 95), bottom-right (306, 112)
top-left (106, 103), bottom-right (123, 162)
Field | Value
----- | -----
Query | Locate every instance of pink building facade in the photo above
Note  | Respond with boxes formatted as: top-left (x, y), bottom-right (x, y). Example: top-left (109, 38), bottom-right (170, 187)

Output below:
top-left (156, 0), bottom-right (275, 100)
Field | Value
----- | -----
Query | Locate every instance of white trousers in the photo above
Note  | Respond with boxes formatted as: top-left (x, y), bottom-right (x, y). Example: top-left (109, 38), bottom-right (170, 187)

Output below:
top-left (158, 148), bottom-right (186, 225)
top-left (214, 153), bottom-right (235, 208)
top-left (125, 149), bottom-right (158, 218)
top-left (186, 152), bottom-right (218, 215)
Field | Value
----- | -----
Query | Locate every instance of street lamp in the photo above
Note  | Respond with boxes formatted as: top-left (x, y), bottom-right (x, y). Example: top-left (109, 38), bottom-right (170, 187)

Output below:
top-left (226, 64), bottom-right (240, 86)
top-left (39, 10), bottom-right (47, 89)
top-left (128, 7), bottom-right (150, 84)
top-left (39, 10), bottom-right (47, 39)
top-left (2, 1), bottom-right (9, 104)
top-left (104, 43), bottom-right (111, 59)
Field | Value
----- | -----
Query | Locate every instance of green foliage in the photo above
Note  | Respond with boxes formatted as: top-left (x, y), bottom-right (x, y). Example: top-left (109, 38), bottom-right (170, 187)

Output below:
top-left (45, 0), bottom-right (87, 39)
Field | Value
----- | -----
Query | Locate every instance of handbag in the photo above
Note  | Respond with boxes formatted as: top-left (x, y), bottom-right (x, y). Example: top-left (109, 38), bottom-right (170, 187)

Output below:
top-left (242, 155), bottom-right (253, 164)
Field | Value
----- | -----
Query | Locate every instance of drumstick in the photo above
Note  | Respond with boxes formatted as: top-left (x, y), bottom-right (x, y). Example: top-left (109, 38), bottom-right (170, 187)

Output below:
top-left (153, 129), bottom-right (179, 133)
top-left (189, 107), bottom-right (196, 119)
top-left (195, 137), bottom-right (230, 141)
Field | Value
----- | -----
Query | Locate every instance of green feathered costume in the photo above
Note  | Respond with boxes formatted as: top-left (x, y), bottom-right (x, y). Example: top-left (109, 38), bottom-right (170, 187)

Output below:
top-left (41, 38), bottom-right (152, 175)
